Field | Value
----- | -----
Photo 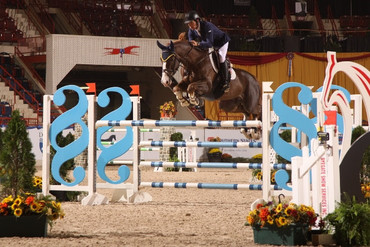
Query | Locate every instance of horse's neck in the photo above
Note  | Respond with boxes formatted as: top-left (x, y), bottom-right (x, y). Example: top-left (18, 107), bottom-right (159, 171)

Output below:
top-left (176, 46), bottom-right (210, 74)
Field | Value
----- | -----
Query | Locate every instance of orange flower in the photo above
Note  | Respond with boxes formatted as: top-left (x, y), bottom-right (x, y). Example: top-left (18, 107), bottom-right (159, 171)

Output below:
top-left (259, 208), bottom-right (270, 222)
top-left (25, 196), bottom-right (34, 206)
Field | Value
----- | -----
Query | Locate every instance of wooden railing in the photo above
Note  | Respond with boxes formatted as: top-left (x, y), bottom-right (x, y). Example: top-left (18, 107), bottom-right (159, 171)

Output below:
top-left (313, 0), bottom-right (325, 37)
top-left (272, 5), bottom-right (281, 36)
top-left (15, 36), bottom-right (46, 89)
top-left (327, 5), bottom-right (339, 37)
top-left (0, 65), bottom-right (41, 125)
top-left (28, 0), bottom-right (55, 33)
top-left (14, 0), bottom-right (52, 35)
top-left (153, 0), bottom-right (172, 38)
top-left (284, 0), bottom-right (294, 35)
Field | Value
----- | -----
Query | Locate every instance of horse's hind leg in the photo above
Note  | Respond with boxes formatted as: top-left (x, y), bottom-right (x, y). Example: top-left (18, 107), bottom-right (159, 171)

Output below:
top-left (240, 114), bottom-right (262, 140)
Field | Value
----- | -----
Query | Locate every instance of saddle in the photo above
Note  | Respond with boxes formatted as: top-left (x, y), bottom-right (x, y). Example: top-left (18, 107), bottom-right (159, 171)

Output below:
top-left (209, 49), bottom-right (235, 98)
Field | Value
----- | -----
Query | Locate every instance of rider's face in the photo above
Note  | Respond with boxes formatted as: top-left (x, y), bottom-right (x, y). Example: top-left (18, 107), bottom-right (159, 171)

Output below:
top-left (187, 20), bottom-right (197, 30)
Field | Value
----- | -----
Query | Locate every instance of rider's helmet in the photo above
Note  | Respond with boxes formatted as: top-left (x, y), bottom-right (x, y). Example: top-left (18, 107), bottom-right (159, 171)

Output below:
top-left (184, 10), bottom-right (200, 24)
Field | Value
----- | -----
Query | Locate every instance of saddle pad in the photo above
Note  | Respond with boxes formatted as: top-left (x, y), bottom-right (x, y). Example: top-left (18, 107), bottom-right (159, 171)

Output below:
top-left (208, 51), bottom-right (236, 80)
top-left (230, 68), bottom-right (236, 80)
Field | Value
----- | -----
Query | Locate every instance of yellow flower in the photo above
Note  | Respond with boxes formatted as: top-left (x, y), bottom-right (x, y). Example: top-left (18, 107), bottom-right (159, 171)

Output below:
top-left (14, 208), bottom-right (22, 217)
top-left (11, 203), bottom-right (19, 211)
top-left (256, 172), bottom-right (262, 181)
top-left (52, 212), bottom-right (59, 220)
top-left (14, 197), bottom-right (22, 206)
top-left (209, 148), bottom-right (221, 154)
top-left (267, 215), bottom-right (274, 225)
top-left (275, 218), bottom-right (281, 227)
top-left (285, 207), bottom-right (292, 216)
top-left (2, 195), bottom-right (13, 204)
top-left (275, 203), bottom-right (283, 213)
top-left (252, 154), bottom-right (262, 159)
top-left (278, 217), bottom-right (288, 226)
top-left (30, 202), bottom-right (40, 212)
top-left (271, 171), bottom-right (276, 183)
top-left (247, 215), bottom-right (254, 225)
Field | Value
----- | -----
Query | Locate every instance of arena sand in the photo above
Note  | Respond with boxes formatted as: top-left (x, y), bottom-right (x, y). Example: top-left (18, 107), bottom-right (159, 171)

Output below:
top-left (0, 167), bottom-right (318, 247)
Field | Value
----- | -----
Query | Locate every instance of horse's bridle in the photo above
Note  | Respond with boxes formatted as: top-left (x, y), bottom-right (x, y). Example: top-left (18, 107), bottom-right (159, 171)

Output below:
top-left (160, 52), bottom-right (183, 79)
top-left (160, 43), bottom-right (211, 79)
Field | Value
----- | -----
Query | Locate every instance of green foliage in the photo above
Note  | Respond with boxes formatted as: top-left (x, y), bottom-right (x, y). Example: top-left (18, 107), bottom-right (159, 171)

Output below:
top-left (325, 196), bottom-right (370, 246)
top-left (277, 130), bottom-right (291, 164)
top-left (230, 157), bottom-right (249, 163)
top-left (0, 110), bottom-right (36, 197)
top-left (50, 132), bottom-right (75, 184)
top-left (351, 126), bottom-right (366, 143)
top-left (169, 132), bottom-right (183, 161)
top-left (351, 126), bottom-right (370, 184)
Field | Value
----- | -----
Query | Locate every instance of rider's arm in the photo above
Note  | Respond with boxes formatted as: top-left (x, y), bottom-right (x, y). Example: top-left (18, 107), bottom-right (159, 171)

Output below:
top-left (188, 29), bottom-right (198, 42)
top-left (198, 22), bottom-right (214, 49)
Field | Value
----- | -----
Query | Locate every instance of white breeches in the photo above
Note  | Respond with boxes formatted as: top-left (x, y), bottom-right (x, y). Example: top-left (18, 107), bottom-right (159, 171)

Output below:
top-left (218, 42), bottom-right (229, 63)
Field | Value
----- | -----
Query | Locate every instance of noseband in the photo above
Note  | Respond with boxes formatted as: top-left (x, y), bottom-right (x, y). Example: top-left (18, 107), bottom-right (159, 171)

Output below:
top-left (160, 52), bottom-right (183, 81)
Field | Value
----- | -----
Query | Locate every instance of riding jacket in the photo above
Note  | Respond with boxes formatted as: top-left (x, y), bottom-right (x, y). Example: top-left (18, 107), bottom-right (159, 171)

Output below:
top-left (187, 20), bottom-right (230, 50)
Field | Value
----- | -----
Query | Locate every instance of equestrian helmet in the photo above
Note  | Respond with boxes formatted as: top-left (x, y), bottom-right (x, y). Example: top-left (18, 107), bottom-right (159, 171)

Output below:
top-left (184, 11), bottom-right (200, 24)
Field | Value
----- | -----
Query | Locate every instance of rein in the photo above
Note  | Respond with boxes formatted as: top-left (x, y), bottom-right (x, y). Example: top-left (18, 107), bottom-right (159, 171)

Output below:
top-left (175, 44), bottom-right (211, 70)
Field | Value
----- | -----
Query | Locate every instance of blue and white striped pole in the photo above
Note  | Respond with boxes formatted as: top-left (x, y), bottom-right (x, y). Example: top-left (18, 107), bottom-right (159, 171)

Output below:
top-left (139, 141), bottom-right (262, 148)
top-left (96, 120), bottom-right (262, 128)
top-left (140, 182), bottom-right (282, 190)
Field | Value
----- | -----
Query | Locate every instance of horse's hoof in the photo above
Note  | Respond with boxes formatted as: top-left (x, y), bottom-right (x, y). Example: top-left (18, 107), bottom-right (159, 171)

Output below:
top-left (189, 98), bottom-right (198, 105)
top-left (180, 101), bottom-right (190, 106)
top-left (240, 128), bottom-right (261, 140)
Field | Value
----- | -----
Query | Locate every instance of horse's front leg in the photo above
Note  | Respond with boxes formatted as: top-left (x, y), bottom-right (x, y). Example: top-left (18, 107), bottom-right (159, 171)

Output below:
top-left (187, 80), bottom-right (211, 105)
top-left (173, 78), bottom-right (191, 106)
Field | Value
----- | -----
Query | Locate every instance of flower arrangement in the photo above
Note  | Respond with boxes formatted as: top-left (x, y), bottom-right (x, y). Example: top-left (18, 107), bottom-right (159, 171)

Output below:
top-left (159, 101), bottom-right (176, 117)
top-left (33, 176), bottom-right (42, 190)
top-left (221, 153), bottom-right (232, 161)
top-left (206, 137), bottom-right (223, 161)
top-left (0, 193), bottom-right (64, 228)
top-left (361, 182), bottom-right (370, 198)
top-left (252, 169), bottom-right (277, 183)
top-left (207, 136), bottom-right (221, 142)
top-left (247, 200), bottom-right (318, 228)
top-left (208, 148), bottom-right (222, 154)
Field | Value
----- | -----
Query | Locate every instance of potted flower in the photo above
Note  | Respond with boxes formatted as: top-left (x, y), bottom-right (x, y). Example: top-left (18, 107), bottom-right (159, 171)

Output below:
top-left (207, 137), bottom-right (222, 162)
top-left (159, 101), bottom-right (176, 118)
top-left (0, 193), bottom-right (64, 237)
top-left (221, 153), bottom-right (232, 162)
top-left (246, 199), bottom-right (318, 245)
top-left (0, 110), bottom-right (64, 237)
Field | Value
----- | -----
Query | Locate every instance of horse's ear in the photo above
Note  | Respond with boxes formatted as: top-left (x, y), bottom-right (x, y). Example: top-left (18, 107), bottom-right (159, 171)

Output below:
top-left (156, 40), bottom-right (167, 50)
top-left (169, 41), bottom-right (174, 51)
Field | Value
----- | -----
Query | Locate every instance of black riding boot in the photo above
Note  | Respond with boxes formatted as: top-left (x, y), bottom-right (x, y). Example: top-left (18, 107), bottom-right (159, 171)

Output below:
top-left (219, 62), bottom-right (230, 92)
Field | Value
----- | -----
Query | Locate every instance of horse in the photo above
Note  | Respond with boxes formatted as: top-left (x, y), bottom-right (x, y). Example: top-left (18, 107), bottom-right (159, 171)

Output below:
top-left (157, 40), bottom-right (262, 138)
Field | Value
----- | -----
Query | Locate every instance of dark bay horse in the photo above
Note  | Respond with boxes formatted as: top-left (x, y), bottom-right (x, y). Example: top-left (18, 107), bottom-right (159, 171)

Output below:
top-left (157, 40), bottom-right (262, 123)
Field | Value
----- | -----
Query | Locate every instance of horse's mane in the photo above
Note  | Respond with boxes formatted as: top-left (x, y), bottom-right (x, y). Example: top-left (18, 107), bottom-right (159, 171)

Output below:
top-left (173, 40), bottom-right (207, 55)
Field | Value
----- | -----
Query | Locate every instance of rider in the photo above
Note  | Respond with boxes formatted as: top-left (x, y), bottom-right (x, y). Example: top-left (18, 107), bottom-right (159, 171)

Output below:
top-left (184, 10), bottom-right (231, 92)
